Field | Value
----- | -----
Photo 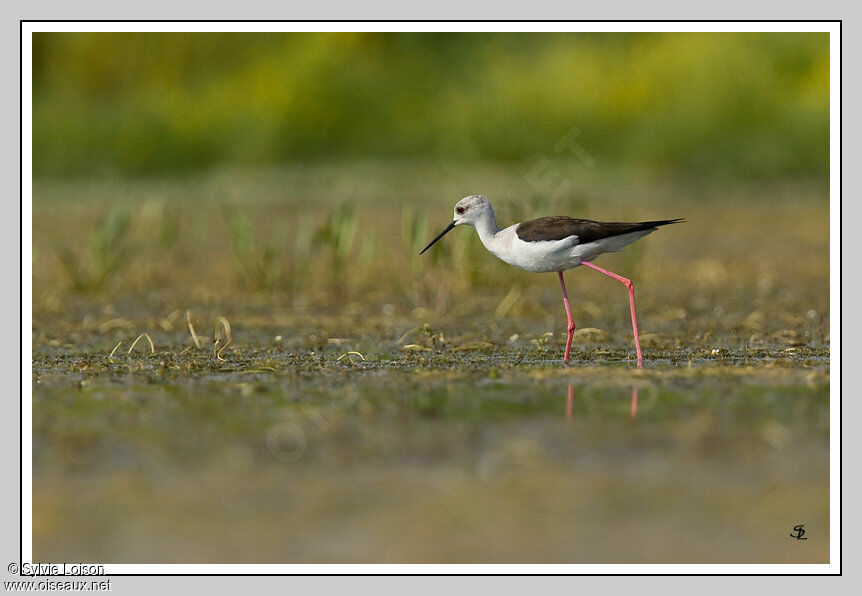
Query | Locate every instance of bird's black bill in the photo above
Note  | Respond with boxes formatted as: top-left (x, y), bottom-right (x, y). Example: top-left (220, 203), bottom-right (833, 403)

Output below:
top-left (420, 220), bottom-right (457, 255)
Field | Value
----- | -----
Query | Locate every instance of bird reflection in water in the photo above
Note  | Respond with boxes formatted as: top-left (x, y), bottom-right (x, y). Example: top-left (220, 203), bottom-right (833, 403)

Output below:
top-left (566, 385), bottom-right (639, 421)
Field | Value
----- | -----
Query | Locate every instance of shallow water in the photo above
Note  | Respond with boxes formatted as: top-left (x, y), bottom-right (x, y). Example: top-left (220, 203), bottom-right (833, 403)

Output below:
top-left (32, 353), bottom-right (828, 564)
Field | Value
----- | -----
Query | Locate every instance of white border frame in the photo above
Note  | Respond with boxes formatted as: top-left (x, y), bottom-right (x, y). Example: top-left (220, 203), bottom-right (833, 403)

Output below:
top-left (22, 20), bottom-right (841, 575)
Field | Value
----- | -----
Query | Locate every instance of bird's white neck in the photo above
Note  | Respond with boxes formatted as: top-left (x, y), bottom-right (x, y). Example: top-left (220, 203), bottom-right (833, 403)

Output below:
top-left (473, 209), bottom-right (502, 248)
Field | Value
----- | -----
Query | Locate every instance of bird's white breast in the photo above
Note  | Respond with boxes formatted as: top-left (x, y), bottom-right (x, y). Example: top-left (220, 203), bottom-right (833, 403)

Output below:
top-left (484, 226), bottom-right (580, 273)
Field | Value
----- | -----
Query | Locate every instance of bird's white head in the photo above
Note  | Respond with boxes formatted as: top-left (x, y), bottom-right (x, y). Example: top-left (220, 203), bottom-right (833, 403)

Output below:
top-left (453, 195), bottom-right (493, 227)
top-left (420, 195), bottom-right (497, 255)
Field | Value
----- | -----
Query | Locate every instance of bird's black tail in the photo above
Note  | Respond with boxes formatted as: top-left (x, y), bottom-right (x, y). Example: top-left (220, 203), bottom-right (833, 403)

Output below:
top-left (637, 217), bottom-right (685, 230)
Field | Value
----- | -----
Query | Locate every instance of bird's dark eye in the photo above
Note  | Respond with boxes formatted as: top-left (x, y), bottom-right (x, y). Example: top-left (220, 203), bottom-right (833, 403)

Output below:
top-left (456, 206), bottom-right (465, 215)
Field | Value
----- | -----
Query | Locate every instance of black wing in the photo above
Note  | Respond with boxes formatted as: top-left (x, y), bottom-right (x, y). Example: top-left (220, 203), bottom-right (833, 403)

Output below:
top-left (515, 216), bottom-right (684, 244)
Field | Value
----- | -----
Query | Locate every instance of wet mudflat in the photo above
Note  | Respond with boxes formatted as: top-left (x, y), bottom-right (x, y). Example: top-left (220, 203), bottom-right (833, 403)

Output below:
top-left (32, 338), bottom-right (828, 564)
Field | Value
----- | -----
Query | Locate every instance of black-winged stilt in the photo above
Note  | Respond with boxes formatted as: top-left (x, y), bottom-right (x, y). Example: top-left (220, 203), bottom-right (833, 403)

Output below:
top-left (420, 195), bottom-right (682, 367)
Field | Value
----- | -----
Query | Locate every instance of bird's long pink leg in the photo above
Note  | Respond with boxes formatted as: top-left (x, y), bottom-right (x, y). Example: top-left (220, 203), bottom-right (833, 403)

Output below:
top-left (558, 271), bottom-right (576, 363)
top-left (581, 261), bottom-right (643, 368)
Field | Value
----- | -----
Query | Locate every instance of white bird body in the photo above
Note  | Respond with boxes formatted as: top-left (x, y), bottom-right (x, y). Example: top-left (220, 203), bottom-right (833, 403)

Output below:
top-left (478, 223), bottom-right (654, 273)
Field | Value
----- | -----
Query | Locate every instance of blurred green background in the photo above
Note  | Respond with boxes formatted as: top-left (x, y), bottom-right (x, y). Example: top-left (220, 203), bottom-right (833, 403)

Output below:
top-left (32, 31), bottom-right (830, 333)
top-left (32, 31), bottom-right (830, 345)
top-left (33, 32), bottom-right (828, 181)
